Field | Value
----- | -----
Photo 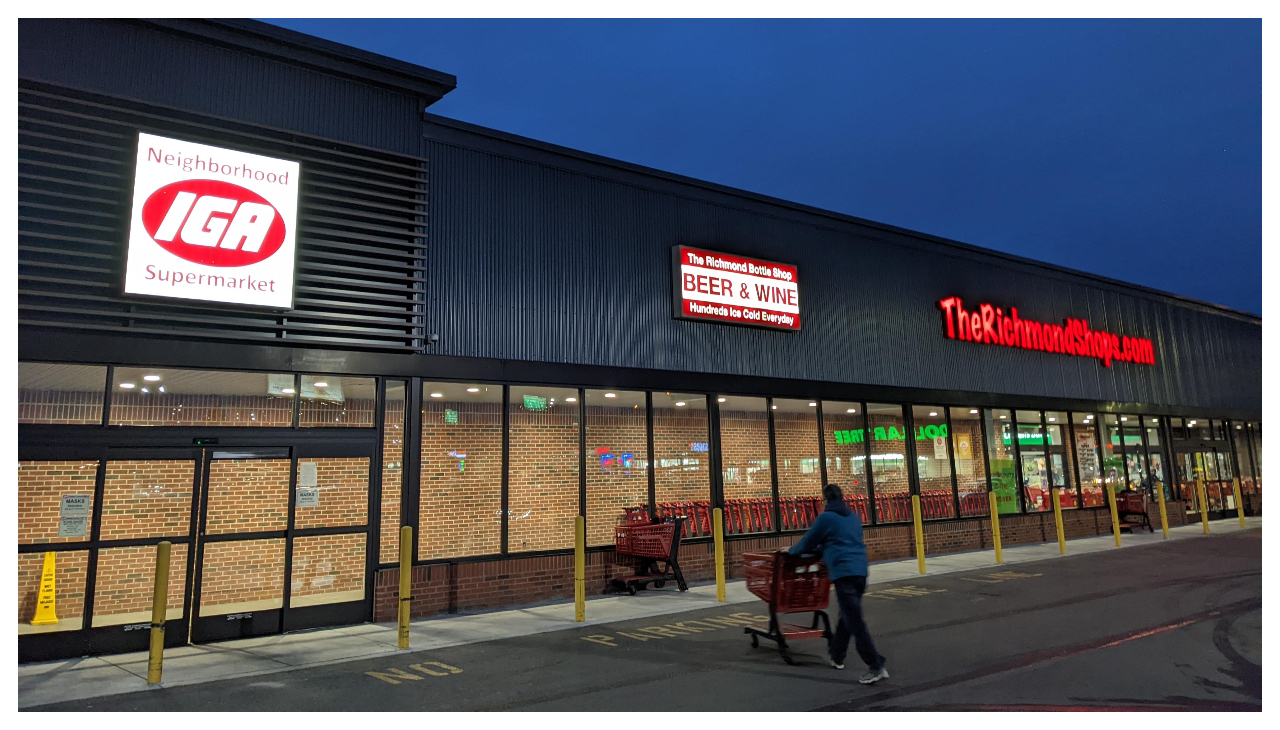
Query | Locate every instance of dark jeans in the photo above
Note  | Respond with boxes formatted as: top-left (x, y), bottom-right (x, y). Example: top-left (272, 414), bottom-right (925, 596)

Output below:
top-left (829, 575), bottom-right (885, 670)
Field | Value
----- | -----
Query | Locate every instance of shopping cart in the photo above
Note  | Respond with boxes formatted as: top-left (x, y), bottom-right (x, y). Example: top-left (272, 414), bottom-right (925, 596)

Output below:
top-left (611, 516), bottom-right (688, 595)
top-left (742, 551), bottom-right (832, 665)
top-left (1115, 489), bottom-right (1153, 533)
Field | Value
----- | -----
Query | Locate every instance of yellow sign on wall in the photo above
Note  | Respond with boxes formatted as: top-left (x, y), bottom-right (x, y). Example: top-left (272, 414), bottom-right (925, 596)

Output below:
top-left (957, 433), bottom-right (973, 460)
top-left (31, 552), bottom-right (59, 626)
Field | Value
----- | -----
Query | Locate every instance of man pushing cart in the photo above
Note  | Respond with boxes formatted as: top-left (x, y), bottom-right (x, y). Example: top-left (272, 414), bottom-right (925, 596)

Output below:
top-left (750, 483), bottom-right (889, 684)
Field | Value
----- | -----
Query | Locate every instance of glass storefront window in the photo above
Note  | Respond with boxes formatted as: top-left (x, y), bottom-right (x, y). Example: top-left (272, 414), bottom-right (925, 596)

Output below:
top-left (773, 398), bottom-right (822, 529)
top-left (1251, 424), bottom-right (1262, 492)
top-left (421, 383), bottom-right (503, 559)
top-left (986, 409), bottom-right (1018, 514)
top-left (19, 363), bottom-right (107, 424)
top-left (1101, 415), bottom-right (1125, 494)
top-left (110, 368), bottom-right (295, 427)
top-left (1186, 417), bottom-right (1211, 441)
top-left (298, 375), bottom-right (377, 427)
top-left (19, 550), bottom-right (89, 634)
top-left (1072, 413), bottom-right (1104, 507)
top-left (822, 401), bottom-right (868, 522)
top-left (950, 407), bottom-right (988, 517)
top-left (718, 396), bottom-right (773, 535)
top-left (912, 406), bottom-right (955, 520)
top-left (1168, 417), bottom-right (1186, 440)
top-left (1144, 416), bottom-right (1170, 501)
top-left (1120, 415), bottom-right (1146, 491)
top-left (507, 386), bottom-right (579, 552)
top-left (867, 403), bottom-right (909, 523)
top-left (100, 460), bottom-right (195, 540)
top-left (1016, 410), bottom-right (1051, 513)
top-left (585, 389), bottom-right (649, 547)
top-left (92, 544), bottom-right (189, 627)
top-left (1044, 411), bottom-right (1073, 509)
top-left (380, 381), bottom-right (405, 564)
top-left (652, 393), bottom-right (711, 528)
top-left (18, 461), bottom-right (99, 545)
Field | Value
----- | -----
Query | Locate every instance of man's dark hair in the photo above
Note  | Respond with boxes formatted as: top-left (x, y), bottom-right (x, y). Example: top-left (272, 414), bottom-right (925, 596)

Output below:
top-left (822, 483), bottom-right (844, 502)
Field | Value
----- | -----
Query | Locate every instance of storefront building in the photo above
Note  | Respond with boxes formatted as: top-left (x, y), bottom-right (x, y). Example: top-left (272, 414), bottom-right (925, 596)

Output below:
top-left (18, 19), bottom-right (1262, 662)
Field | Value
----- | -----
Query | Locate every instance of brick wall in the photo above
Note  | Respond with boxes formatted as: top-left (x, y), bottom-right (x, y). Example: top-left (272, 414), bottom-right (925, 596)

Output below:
top-left (652, 407), bottom-right (711, 506)
top-left (295, 457), bottom-right (369, 529)
top-left (92, 544), bottom-right (189, 623)
top-left (823, 409), bottom-right (868, 498)
top-left (18, 387), bottom-right (104, 424)
top-left (868, 410), bottom-right (911, 523)
top-left (204, 458), bottom-right (291, 534)
top-left (585, 406), bottom-right (649, 547)
top-left (372, 507), bottom-right (1125, 621)
top-left (774, 410), bottom-right (822, 500)
top-left (720, 408), bottom-right (772, 535)
top-left (17, 550), bottom-right (89, 625)
top-left (198, 538), bottom-right (285, 615)
top-left (18, 461), bottom-right (99, 544)
top-left (291, 533), bottom-right (365, 601)
top-left (101, 460), bottom-right (195, 540)
top-left (380, 398), bottom-right (404, 564)
top-left (299, 396), bottom-right (376, 428)
top-left (110, 391), bottom-right (296, 427)
top-left (507, 404), bottom-right (579, 552)
top-left (420, 401), bottom-right (503, 559)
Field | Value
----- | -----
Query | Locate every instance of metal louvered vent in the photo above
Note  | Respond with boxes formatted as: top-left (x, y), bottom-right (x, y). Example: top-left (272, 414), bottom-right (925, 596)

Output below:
top-left (18, 80), bottom-right (426, 353)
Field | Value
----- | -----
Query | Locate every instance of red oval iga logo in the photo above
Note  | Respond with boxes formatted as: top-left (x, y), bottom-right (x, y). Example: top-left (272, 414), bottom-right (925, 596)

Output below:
top-left (141, 179), bottom-right (286, 267)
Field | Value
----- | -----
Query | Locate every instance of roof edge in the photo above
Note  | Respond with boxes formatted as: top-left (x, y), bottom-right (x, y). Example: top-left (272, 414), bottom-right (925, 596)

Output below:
top-left (424, 112), bottom-right (1260, 324)
top-left (136, 18), bottom-right (457, 105)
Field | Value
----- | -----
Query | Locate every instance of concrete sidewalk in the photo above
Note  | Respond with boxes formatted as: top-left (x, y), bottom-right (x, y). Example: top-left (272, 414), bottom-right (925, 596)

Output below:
top-left (18, 515), bottom-right (1262, 709)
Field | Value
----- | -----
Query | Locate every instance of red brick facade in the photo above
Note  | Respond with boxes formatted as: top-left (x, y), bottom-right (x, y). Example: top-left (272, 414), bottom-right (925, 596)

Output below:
top-left (419, 400), bottom-right (503, 559)
top-left (93, 544), bottom-right (189, 622)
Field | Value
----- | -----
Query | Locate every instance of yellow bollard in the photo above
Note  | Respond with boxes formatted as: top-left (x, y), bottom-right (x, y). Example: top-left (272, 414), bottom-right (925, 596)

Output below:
top-left (911, 494), bottom-right (926, 575)
top-left (574, 516), bottom-right (585, 622)
top-left (1106, 485), bottom-right (1122, 547)
top-left (1196, 477), bottom-right (1210, 535)
top-left (712, 507), bottom-right (726, 602)
top-left (988, 491), bottom-right (1003, 563)
top-left (1051, 488), bottom-right (1066, 555)
top-left (398, 525), bottom-right (411, 649)
top-left (146, 541), bottom-right (172, 685)
top-left (1232, 478), bottom-right (1245, 528)
top-left (1155, 482), bottom-right (1170, 539)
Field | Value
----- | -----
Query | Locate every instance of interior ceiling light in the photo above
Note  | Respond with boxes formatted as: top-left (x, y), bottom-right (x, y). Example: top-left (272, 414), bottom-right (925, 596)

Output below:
top-left (929, 412), bottom-right (938, 417)
top-left (466, 387), bottom-right (480, 393)
top-left (1120, 417), bottom-right (1128, 421)
top-left (158, 386), bottom-right (165, 393)
top-left (970, 409), bottom-right (978, 414)
top-left (771, 405), bottom-right (777, 410)
top-left (120, 382), bottom-right (135, 389)
top-left (1048, 417), bottom-right (1056, 422)
top-left (565, 397), bottom-right (577, 402)
top-left (809, 402), bottom-right (817, 407)
top-left (847, 408), bottom-right (856, 413)
top-left (675, 401), bottom-right (686, 407)
top-left (141, 387), bottom-right (149, 393)
top-left (282, 388), bottom-right (295, 394)
top-left (314, 381), bottom-right (328, 388)
top-left (717, 397), bottom-right (726, 403)
top-left (143, 375), bottom-right (161, 381)
top-left (430, 392), bottom-right (443, 398)
top-left (605, 393), bottom-right (616, 398)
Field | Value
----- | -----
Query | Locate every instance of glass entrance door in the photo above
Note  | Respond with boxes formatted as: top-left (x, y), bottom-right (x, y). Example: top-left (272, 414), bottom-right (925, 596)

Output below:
top-left (191, 444), bottom-right (371, 643)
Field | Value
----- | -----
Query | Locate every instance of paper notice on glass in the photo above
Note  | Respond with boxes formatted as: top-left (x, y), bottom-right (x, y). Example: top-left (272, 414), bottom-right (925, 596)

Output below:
top-left (60, 494), bottom-right (91, 518)
top-left (296, 487), bottom-right (319, 508)
top-left (299, 461), bottom-right (318, 487)
top-left (267, 373), bottom-right (295, 396)
top-left (58, 516), bottom-right (88, 538)
top-left (933, 436), bottom-right (948, 460)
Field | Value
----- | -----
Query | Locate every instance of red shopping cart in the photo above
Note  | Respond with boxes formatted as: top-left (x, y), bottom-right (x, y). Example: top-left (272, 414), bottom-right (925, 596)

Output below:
top-left (742, 551), bottom-right (832, 665)
top-left (612, 516), bottom-right (688, 595)
top-left (1115, 489), bottom-right (1153, 533)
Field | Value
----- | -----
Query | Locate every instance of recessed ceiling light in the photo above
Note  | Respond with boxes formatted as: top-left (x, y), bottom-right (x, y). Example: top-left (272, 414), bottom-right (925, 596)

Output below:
top-left (1048, 417), bottom-right (1056, 422)
top-left (120, 382), bottom-right (135, 389)
top-left (1120, 417), bottom-right (1127, 422)
top-left (675, 401), bottom-right (686, 407)
top-left (847, 408), bottom-right (856, 413)
top-left (314, 381), bottom-right (328, 388)
top-left (467, 387), bottom-right (480, 393)
top-left (143, 375), bottom-right (161, 381)
top-left (929, 412), bottom-right (938, 417)
top-left (430, 392), bottom-right (443, 398)
top-left (970, 409), bottom-right (978, 414)
top-left (565, 397), bottom-right (577, 403)
top-left (809, 402), bottom-right (817, 407)
top-left (605, 393), bottom-right (616, 398)
top-left (717, 398), bottom-right (726, 403)
top-left (282, 388), bottom-right (295, 394)
top-left (771, 405), bottom-right (777, 410)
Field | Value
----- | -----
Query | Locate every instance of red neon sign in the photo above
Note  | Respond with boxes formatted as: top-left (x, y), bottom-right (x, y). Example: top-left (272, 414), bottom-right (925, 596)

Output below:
top-left (937, 297), bottom-right (1156, 367)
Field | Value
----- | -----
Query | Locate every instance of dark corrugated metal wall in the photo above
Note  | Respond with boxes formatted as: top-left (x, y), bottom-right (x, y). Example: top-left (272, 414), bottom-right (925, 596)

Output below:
top-left (423, 133), bottom-right (1260, 414)
top-left (18, 19), bottom-right (422, 156)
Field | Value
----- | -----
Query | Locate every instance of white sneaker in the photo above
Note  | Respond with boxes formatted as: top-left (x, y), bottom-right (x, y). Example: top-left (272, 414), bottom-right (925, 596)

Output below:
top-left (828, 656), bottom-right (844, 670)
top-left (858, 666), bottom-right (889, 684)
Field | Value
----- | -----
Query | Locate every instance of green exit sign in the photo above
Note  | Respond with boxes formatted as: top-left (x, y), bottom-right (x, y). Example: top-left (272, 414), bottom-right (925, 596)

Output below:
top-left (522, 395), bottom-right (548, 411)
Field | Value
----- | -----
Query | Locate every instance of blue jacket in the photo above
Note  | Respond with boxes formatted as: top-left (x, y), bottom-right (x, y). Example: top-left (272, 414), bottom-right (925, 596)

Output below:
top-left (787, 499), bottom-right (869, 580)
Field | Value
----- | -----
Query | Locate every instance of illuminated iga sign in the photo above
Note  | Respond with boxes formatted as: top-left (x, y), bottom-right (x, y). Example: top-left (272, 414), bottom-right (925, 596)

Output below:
top-left (123, 132), bottom-right (299, 309)
top-left (937, 296), bottom-right (1155, 367)
top-left (671, 245), bottom-right (800, 331)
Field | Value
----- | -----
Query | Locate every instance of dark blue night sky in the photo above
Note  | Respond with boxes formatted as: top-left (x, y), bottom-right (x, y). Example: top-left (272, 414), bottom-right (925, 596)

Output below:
top-left (267, 19), bottom-right (1261, 314)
